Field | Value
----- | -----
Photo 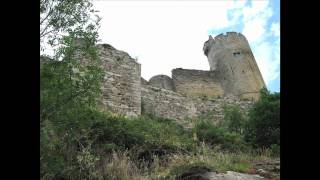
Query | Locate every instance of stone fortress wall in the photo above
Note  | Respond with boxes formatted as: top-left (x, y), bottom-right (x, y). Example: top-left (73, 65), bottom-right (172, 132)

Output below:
top-left (95, 32), bottom-right (264, 121)
top-left (172, 68), bottom-right (224, 98)
top-left (97, 44), bottom-right (141, 117)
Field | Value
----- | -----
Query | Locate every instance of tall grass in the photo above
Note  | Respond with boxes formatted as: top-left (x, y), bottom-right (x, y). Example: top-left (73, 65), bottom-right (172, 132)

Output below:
top-left (92, 143), bottom-right (275, 179)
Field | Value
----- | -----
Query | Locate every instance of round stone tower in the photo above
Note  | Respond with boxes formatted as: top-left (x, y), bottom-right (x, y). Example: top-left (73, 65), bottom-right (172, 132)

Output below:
top-left (203, 32), bottom-right (266, 100)
top-left (149, 75), bottom-right (175, 91)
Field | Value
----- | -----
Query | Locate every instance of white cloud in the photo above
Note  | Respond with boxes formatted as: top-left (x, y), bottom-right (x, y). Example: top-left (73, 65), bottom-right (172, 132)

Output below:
top-left (271, 22), bottom-right (280, 37)
top-left (92, 0), bottom-right (280, 88)
top-left (241, 1), bottom-right (273, 43)
top-left (252, 42), bottom-right (280, 84)
top-left (242, 17), bottom-right (267, 43)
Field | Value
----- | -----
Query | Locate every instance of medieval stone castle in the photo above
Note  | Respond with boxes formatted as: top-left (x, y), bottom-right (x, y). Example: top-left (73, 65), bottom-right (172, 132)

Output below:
top-left (91, 32), bottom-right (265, 121)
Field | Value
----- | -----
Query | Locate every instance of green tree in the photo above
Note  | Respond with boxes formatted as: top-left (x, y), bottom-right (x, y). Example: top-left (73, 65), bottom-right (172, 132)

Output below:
top-left (40, 0), bottom-right (101, 56)
top-left (223, 105), bottom-right (246, 134)
top-left (40, 0), bottom-right (103, 122)
top-left (40, 0), bottom-right (104, 178)
top-left (244, 88), bottom-right (280, 148)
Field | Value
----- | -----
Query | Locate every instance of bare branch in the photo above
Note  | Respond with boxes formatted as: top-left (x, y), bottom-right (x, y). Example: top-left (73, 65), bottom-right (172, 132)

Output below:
top-left (41, 28), bottom-right (57, 39)
top-left (40, 0), bottom-right (54, 25)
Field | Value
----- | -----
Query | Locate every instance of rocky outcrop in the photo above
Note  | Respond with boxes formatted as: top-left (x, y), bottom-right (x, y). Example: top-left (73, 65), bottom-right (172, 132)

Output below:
top-left (252, 159), bottom-right (280, 180)
top-left (204, 171), bottom-right (266, 180)
top-left (176, 166), bottom-right (266, 180)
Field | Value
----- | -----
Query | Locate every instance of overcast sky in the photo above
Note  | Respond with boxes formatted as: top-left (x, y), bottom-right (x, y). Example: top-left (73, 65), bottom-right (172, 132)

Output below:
top-left (92, 0), bottom-right (280, 92)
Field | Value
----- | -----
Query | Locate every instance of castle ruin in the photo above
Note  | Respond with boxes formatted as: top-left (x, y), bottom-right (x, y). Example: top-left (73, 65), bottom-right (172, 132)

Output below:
top-left (94, 32), bottom-right (265, 121)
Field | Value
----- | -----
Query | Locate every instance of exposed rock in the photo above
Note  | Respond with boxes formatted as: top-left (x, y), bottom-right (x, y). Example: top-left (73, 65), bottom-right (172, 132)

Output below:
top-left (252, 159), bottom-right (280, 180)
top-left (203, 171), bottom-right (266, 180)
top-left (176, 165), bottom-right (267, 180)
top-left (176, 166), bottom-right (212, 180)
top-left (176, 167), bottom-right (266, 180)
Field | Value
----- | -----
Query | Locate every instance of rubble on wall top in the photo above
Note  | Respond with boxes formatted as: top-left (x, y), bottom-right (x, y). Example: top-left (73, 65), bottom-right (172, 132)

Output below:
top-left (213, 32), bottom-right (245, 41)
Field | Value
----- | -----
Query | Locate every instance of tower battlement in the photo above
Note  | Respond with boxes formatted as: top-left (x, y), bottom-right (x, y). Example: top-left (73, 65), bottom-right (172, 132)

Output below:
top-left (204, 32), bottom-right (249, 56)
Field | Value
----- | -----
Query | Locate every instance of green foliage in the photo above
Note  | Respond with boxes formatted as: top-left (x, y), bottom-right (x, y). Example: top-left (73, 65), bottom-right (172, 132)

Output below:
top-left (40, 107), bottom-right (105, 179)
top-left (88, 114), bottom-right (145, 150)
top-left (193, 119), bottom-right (249, 152)
top-left (244, 88), bottom-right (280, 149)
top-left (270, 144), bottom-right (280, 157)
top-left (40, 0), bottom-right (101, 54)
top-left (130, 115), bottom-right (194, 150)
top-left (223, 105), bottom-right (246, 134)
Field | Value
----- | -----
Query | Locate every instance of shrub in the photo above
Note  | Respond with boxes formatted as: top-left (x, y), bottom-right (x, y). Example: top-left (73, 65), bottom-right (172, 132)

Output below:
top-left (223, 105), bottom-right (246, 134)
top-left (88, 114), bottom-right (145, 150)
top-left (193, 119), bottom-right (249, 152)
top-left (244, 88), bottom-right (280, 148)
top-left (270, 144), bottom-right (280, 157)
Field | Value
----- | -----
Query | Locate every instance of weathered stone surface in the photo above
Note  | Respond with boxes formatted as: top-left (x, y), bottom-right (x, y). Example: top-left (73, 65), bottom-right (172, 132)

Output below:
top-left (172, 68), bottom-right (224, 98)
top-left (149, 74), bottom-right (175, 91)
top-left (176, 166), bottom-right (212, 180)
top-left (141, 83), bottom-right (197, 121)
top-left (203, 32), bottom-right (266, 101)
top-left (192, 96), bottom-right (253, 124)
top-left (142, 80), bottom-right (253, 125)
top-left (141, 77), bottom-right (149, 86)
top-left (176, 166), bottom-right (266, 180)
top-left (203, 171), bottom-right (266, 180)
top-left (97, 44), bottom-right (141, 117)
top-left (253, 159), bottom-right (280, 180)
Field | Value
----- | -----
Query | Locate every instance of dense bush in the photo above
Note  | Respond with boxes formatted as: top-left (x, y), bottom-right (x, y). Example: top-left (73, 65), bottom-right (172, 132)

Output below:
top-left (244, 88), bottom-right (280, 148)
top-left (40, 106), bottom-right (105, 179)
top-left (223, 105), bottom-right (246, 134)
top-left (193, 119), bottom-right (249, 152)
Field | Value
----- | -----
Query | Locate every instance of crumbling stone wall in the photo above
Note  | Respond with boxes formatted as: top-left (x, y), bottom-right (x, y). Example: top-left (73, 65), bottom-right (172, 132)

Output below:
top-left (172, 68), bottom-right (224, 98)
top-left (141, 81), bottom-right (253, 124)
top-left (97, 44), bottom-right (141, 117)
top-left (192, 96), bottom-right (254, 123)
top-left (141, 83), bottom-right (197, 121)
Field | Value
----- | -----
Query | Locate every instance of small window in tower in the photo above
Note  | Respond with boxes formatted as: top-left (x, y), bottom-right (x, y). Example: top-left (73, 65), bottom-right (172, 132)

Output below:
top-left (233, 52), bottom-right (241, 56)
